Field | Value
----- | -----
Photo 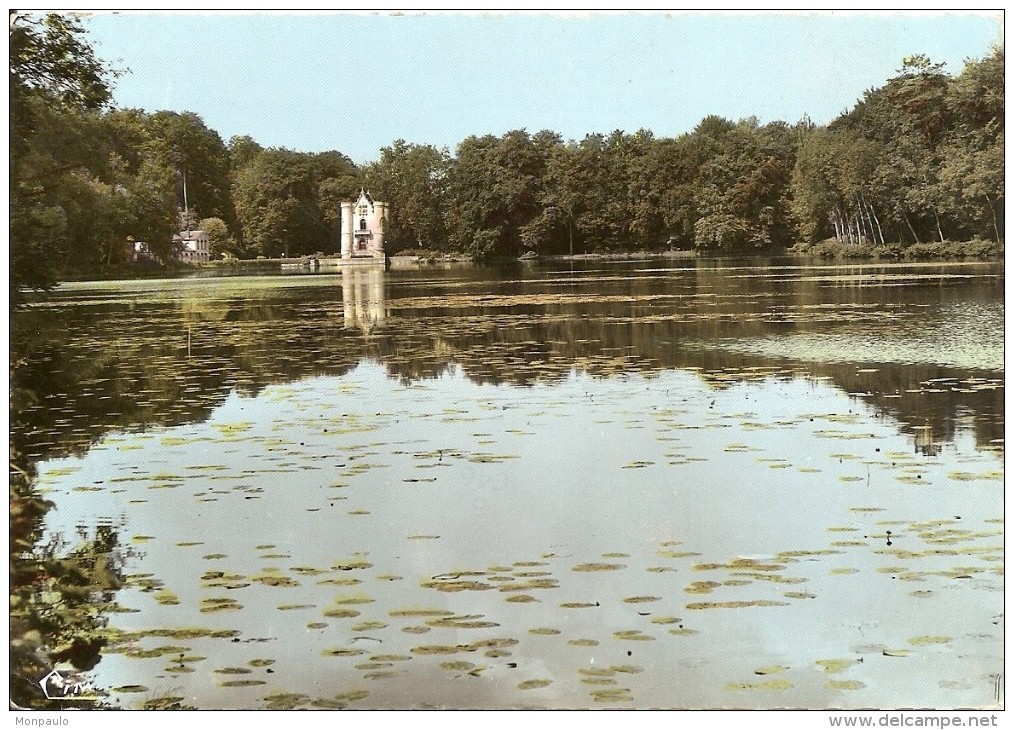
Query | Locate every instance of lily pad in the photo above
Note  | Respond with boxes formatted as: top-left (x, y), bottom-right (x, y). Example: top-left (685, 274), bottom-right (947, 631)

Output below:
top-left (816, 659), bottom-right (856, 674)
top-left (572, 563), bottom-right (625, 572)
top-left (518, 679), bottom-right (552, 690)
top-left (908, 635), bottom-right (952, 645)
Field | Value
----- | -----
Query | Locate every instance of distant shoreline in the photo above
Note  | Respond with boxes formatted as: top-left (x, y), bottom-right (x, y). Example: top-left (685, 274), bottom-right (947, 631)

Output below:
top-left (44, 242), bottom-right (1003, 287)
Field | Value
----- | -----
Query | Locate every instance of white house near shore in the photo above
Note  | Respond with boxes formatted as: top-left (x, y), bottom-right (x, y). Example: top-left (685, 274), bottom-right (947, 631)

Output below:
top-left (174, 230), bottom-right (210, 262)
top-left (340, 190), bottom-right (387, 260)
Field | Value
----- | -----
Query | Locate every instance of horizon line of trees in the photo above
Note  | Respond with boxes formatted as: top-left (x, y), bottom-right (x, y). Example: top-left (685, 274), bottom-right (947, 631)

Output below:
top-left (11, 14), bottom-right (1004, 300)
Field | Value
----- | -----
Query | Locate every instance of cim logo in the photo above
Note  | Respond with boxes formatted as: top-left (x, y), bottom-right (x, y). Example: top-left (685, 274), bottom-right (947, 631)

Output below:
top-left (39, 669), bottom-right (98, 701)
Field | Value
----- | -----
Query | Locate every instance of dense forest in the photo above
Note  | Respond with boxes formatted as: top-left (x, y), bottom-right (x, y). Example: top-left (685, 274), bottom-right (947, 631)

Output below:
top-left (11, 14), bottom-right (1004, 298)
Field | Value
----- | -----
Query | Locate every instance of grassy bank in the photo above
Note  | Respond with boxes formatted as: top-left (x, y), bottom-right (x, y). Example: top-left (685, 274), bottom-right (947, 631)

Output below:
top-left (788, 238), bottom-right (1002, 261)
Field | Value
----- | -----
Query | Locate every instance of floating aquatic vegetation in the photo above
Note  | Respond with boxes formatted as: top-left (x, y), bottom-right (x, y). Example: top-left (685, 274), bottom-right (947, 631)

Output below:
top-left (518, 679), bottom-right (552, 690)
top-left (252, 573), bottom-right (300, 588)
top-left (777, 549), bottom-right (841, 558)
top-left (623, 596), bottom-right (660, 604)
top-left (328, 591), bottom-right (374, 605)
top-left (622, 461), bottom-right (654, 469)
top-left (323, 607), bottom-right (360, 619)
top-left (500, 578), bottom-right (559, 592)
top-left (249, 659), bottom-right (275, 667)
top-left (529, 628), bottom-right (561, 636)
top-left (908, 636), bottom-right (952, 645)
top-left (333, 690), bottom-right (369, 703)
top-left (948, 471), bottom-right (1003, 481)
top-left (113, 685), bottom-right (150, 694)
top-left (590, 688), bottom-right (632, 703)
top-left (214, 667), bottom-right (252, 675)
top-left (200, 597), bottom-right (242, 613)
top-left (572, 563), bottom-right (625, 572)
top-left (422, 578), bottom-right (493, 593)
top-left (505, 594), bottom-right (537, 603)
top-left (332, 556), bottom-right (372, 571)
top-left (657, 549), bottom-right (701, 559)
top-left (290, 565), bottom-right (327, 575)
top-left (153, 589), bottom-right (180, 606)
top-left (829, 680), bottom-right (866, 690)
top-left (685, 581), bottom-right (722, 595)
top-left (142, 696), bottom-right (194, 710)
top-left (568, 639), bottom-right (599, 647)
top-left (649, 616), bottom-right (681, 625)
top-left (321, 647), bottom-right (366, 657)
top-left (317, 577), bottom-right (362, 586)
top-left (816, 659), bottom-right (856, 674)
top-left (613, 630), bottom-right (653, 641)
top-left (410, 644), bottom-right (466, 656)
top-left (117, 627), bottom-right (240, 641)
top-left (687, 600), bottom-right (788, 610)
top-left (123, 645), bottom-right (189, 659)
top-left (356, 662), bottom-right (394, 670)
top-left (351, 621), bottom-right (388, 631)
top-left (440, 661), bottom-right (475, 671)
top-left (429, 616), bottom-right (500, 630)
top-left (263, 691), bottom-right (310, 710)
top-left (390, 607), bottom-right (455, 618)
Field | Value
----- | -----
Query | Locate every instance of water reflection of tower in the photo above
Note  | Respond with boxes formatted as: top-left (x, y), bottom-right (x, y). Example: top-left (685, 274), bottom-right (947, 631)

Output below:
top-left (913, 424), bottom-right (941, 456)
top-left (342, 267), bottom-right (386, 334)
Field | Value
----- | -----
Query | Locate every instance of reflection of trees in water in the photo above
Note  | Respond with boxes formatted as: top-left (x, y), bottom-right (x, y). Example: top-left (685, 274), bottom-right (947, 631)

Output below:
top-left (10, 390), bottom-right (125, 707)
top-left (12, 275), bottom-right (1003, 470)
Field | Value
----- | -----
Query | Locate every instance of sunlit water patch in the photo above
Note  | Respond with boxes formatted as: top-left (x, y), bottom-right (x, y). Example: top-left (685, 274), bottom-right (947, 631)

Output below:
top-left (688, 300), bottom-right (1003, 371)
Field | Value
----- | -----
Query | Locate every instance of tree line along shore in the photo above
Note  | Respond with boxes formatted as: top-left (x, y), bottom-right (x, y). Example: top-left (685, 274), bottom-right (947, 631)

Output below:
top-left (11, 15), bottom-right (1003, 301)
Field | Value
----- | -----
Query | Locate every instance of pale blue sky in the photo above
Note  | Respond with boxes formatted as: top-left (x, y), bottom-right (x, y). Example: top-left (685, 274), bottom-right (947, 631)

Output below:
top-left (81, 11), bottom-right (1001, 164)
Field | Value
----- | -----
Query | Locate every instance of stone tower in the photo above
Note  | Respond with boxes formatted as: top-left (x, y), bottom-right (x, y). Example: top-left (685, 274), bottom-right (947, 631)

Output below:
top-left (340, 189), bottom-right (387, 260)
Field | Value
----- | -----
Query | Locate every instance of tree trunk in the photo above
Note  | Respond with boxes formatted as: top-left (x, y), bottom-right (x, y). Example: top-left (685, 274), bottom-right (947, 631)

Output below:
top-left (865, 196), bottom-right (885, 245)
top-left (857, 194), bottom-right (875, 245)
top-left (837, 207), bottom-right (850, 244)
top-left (986, 196), bottom-right (1001, 242)
top-left (903, 212), bottom-right (920, 244)
top-left (933, 209), bottom-right (945, 243)
top-left (854, 197), bottom-right (870, 245)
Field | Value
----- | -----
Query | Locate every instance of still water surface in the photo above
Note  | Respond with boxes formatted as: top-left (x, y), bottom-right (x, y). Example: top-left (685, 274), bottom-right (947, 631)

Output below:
top-left (18, 259), bottom-right (1004, 709)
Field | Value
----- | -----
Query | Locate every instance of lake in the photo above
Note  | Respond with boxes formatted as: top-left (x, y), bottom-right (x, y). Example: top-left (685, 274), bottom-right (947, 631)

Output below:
top-left (12, 258), bottom-right (1004, 710)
